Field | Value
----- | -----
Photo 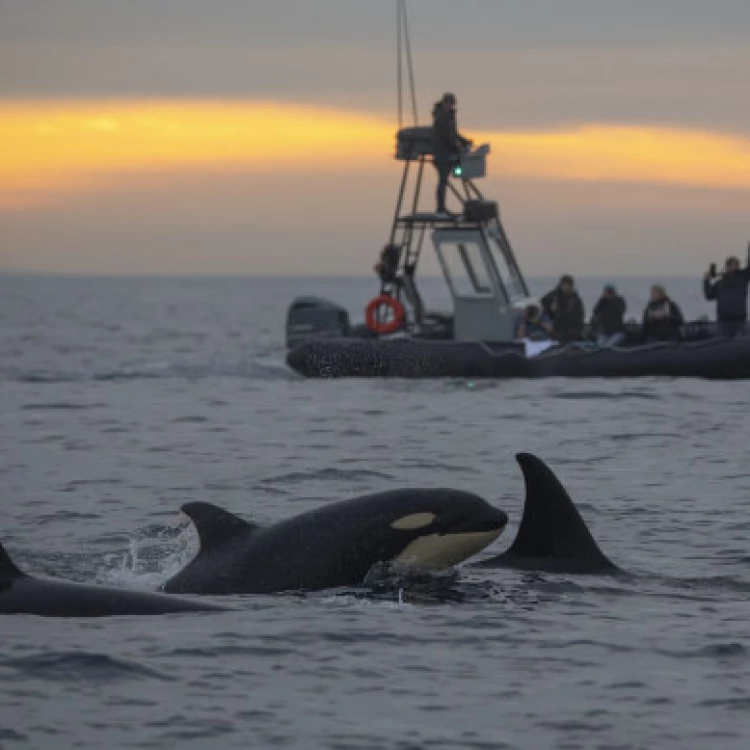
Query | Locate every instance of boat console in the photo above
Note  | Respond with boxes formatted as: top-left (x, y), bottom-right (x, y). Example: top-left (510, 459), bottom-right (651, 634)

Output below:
top-left (395, 127), bottom-right (490, 179)
top-left (380, 127), bottom-right (530, 341)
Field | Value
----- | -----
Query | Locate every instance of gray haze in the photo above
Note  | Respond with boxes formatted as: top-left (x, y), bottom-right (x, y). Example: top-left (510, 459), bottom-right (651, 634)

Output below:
top-left (3, 0), bottom-right (749, 132)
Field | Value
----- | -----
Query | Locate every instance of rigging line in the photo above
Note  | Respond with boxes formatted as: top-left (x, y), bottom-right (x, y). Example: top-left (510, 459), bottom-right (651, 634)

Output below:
top-left (401, 0), bottom-right (419, 126)
top-left (396, 0), bottom-right (403, 129)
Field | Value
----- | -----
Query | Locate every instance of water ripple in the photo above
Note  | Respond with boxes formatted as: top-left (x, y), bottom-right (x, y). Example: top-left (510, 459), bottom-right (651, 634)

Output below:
top-left (1, 652), bottom-right (171, 683)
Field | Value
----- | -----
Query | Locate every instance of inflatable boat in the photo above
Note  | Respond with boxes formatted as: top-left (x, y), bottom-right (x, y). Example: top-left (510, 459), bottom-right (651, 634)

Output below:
top-left (286, 327), bottom-right (750, 380)
top-left (284, 127), bottom-right (750, 380)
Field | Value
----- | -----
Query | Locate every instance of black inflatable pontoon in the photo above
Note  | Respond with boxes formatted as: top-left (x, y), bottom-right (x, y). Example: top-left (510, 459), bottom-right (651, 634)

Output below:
top-left (286, 333), bottom-right (750, 380)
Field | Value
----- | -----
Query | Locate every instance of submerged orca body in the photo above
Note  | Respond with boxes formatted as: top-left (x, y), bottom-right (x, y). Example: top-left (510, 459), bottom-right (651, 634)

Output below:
top-left (164, 489), bottom-right (508, 595)
top-left (0, 543), bottom-right (226, 617)
top-left (474, 453), bottom-right (621, 575)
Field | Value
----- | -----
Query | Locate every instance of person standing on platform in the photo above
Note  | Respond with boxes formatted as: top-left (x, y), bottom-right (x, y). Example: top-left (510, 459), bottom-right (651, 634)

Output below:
top-left (430, 93), bottom-right (471, 217)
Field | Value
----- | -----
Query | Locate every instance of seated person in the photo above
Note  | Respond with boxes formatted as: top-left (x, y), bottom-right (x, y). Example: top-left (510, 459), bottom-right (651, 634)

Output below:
top-left (373, 244), bottom-right (401, 285)
top-left (541, 275), bottom-right (585, 343)
top-left (591, 283), bottom-right (627, 347)
top-left (515, 304), bottom-right (553, 341)
top-left (642, 284), bottom-right (684, 342)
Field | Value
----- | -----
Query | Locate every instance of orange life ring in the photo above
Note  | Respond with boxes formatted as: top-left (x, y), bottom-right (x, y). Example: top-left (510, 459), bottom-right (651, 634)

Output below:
top-left (365, 294), bottom-right (405, 335)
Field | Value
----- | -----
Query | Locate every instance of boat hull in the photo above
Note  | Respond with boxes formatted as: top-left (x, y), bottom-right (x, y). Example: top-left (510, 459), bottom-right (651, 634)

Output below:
top-left (286, 336), bottom-right (750, 380)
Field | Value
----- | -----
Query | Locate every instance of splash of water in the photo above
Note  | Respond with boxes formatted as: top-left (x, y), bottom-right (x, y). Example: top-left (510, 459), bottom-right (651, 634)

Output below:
top-left (98, 522), bottom-right (199, 591)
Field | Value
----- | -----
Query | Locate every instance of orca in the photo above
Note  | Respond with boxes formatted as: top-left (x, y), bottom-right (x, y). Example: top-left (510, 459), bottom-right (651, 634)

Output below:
top-left (472, 453), bottom-right (621, 574)
top-left (164, 489), bottom-right (508, 595)
top-left (0, 542), bottom-right (227, 617)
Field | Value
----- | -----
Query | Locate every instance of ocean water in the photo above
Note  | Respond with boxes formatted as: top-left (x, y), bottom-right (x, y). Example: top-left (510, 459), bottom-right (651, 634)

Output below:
top-left (1, 273), bottom-right (749, 749)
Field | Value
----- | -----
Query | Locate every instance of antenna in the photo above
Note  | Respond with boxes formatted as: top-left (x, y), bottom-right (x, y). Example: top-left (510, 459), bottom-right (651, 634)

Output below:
top-left (396, 0), bottom-right (419, 128)
top-left (396, 0), bottom-right (403, 128)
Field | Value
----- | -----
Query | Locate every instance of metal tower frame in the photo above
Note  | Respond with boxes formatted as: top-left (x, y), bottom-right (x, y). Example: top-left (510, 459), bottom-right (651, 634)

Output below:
top-left (377, 139), bottom-right (531, 327)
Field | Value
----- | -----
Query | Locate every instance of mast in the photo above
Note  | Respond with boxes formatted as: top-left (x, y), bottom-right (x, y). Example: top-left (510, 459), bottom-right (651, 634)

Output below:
top-left (396, 0), bottom-right (419, 129)
top-left (371, 1), bottom-right (531, 337)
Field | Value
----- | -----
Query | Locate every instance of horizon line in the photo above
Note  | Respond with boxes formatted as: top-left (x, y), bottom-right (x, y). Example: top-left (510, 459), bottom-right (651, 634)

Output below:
top-left (0, 269), bottom-right (710, 281)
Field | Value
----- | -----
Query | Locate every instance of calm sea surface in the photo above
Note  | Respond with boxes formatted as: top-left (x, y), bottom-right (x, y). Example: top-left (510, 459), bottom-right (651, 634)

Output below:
top-left (1, 274), bottom-right (749, 749)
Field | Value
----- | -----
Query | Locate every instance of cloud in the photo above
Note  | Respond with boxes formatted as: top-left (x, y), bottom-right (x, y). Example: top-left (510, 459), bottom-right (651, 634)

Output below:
top-left (0, 100), bottom-right (392, 208)
top-left (2, 99), bottom-right (750, 210)
top-left (480, 125), bottom-right (750, 189)
top-left (3, 2), bottom-right (749, 136)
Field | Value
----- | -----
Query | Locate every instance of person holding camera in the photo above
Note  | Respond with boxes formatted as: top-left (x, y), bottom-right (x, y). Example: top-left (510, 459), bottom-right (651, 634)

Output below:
top-left (703, 246), bottom-right (750, 338)
top-left (431, 92), bottom-right (472, 216)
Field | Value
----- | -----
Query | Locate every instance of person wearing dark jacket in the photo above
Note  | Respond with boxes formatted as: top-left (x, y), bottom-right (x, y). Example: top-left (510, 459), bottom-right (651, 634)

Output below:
top-left (541, 275), bottom-right (585, 343)
top-left (642, 284), bottom-right (684, 342)
top-left (431, 92), bottom-right (471, 215)
top-left (703, 250), bottom-right (750, 337)
top-left (591, 284), bottom-right (627, 346)
top-left (374, 244), bottom-right (401, 284)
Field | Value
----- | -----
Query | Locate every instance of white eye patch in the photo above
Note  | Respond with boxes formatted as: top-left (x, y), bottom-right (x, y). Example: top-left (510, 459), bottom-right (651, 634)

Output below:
top-left (390, 512), bottom-right (437, 530)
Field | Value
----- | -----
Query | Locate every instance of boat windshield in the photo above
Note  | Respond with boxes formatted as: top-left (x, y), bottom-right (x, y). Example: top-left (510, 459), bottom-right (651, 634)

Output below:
top-left (486, 228), bottom-right (528, 303)
top-left (439, 240), bottom-right (494, 297)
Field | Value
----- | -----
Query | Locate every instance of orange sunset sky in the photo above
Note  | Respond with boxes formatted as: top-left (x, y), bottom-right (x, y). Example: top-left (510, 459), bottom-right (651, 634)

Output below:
top-left (1, 0), bottom-right (749, 276)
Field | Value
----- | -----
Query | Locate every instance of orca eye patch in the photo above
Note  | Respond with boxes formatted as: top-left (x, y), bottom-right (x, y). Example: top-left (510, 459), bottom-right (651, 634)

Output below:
top-left (390, 512), bottom-right (436, 530)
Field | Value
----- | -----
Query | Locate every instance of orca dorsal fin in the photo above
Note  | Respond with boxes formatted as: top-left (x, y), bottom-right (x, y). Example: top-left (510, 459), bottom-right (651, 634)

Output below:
top-left (504, 453), bottom-right (616, 571)
top-left (181, 502), bottom-right (260, 553)
top-left (0, 543), bottom-right (25, 579)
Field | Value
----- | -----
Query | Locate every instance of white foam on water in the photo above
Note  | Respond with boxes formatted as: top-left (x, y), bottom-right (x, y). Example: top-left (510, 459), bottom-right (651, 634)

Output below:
top-left (320, 591), bottom-right (413, 611)
top-left (97, 522), bottom-right (199, 591)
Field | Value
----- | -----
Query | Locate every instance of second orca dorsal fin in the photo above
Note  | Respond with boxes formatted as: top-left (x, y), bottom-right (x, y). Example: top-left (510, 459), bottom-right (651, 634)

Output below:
top-left (0, 542), bottom-right (25, 579)
top-left (503, 453), bottom-right (617, 572)
top-left (181, 502), bottom-right (260, 554)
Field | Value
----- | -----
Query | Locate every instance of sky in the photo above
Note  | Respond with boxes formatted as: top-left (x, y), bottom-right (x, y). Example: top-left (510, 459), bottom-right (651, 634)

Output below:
top-left (1, 0), bottom-right (749, 277)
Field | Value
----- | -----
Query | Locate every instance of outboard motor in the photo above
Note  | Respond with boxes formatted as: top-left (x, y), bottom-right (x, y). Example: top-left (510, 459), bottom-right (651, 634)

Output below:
top-left (285, 296), bottom-right (351, 349)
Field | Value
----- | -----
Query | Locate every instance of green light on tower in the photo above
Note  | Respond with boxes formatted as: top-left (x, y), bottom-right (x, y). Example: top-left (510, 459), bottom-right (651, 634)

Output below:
top-left (453, 165), bottom-right (463, 178)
